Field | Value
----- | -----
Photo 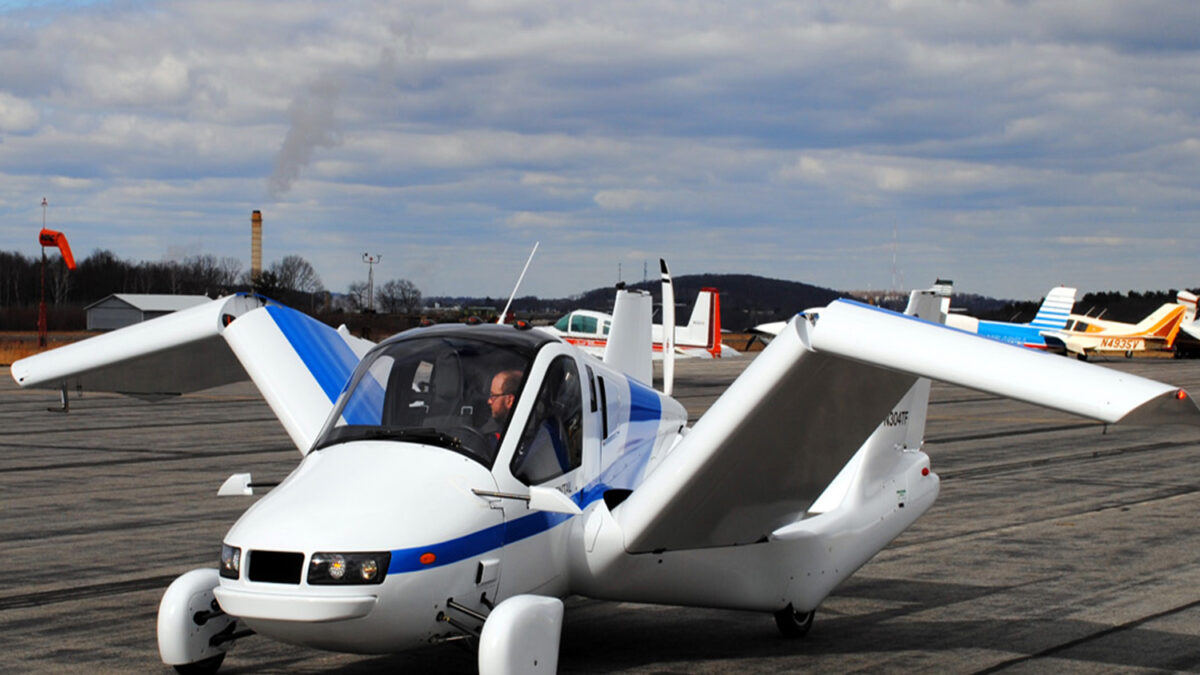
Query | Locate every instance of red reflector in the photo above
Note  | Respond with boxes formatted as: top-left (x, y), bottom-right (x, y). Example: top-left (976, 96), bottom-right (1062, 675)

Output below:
top-left (921, 467), bottom-right (930, 476)
top-left (419, 552), bottom-right (436, 565)
top-left (1177, 389), bottom-right (1189, 400)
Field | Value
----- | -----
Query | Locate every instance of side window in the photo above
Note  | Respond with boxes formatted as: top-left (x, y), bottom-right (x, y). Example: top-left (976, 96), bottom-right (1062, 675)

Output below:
top-left (602, 320), bottom-right (611, 335)
top-left (511, 356), bottom-right (583, 484)
top-left (571, 315), bottom-right (598, 335)
top-left (554, 314), bottom-right (570, 331)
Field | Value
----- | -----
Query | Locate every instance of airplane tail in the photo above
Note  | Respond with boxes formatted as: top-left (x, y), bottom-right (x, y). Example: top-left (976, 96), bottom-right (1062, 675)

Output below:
top-left (677, 288), bottom-right (723, 357)
top-left (1178, 290), bottom-right (1197, 322)
top-left (1135, 303), bottom-right (1187, 346)
top-left (603, 287), bottom-right (653, 386)
top-left (1029, 286), bottom-right (1077, 330)
top-left (804, 284), bottom-right (948, 518)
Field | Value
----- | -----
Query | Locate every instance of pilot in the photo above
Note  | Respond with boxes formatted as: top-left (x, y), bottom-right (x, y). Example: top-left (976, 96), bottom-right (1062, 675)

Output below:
top-left (482, 369), bottom-right (522, 450)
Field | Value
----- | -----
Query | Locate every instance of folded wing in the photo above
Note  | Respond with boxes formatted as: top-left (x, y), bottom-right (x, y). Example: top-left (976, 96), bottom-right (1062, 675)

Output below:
top-left (11, 296), bottom-right (376, 453)
top-left (615, 299), bottom-right (1200, 554)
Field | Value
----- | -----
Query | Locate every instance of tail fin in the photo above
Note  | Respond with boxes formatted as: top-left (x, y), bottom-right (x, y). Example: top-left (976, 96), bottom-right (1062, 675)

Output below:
top-left (1029, 286), bottom-right (1077, 330)
top-left (1135, 304), bottom-right (1187, 343)
top-left (603, 287), bottom-right (653, 385)
top-left (804, 282), bottom-right (947, 516)
top-left (1178, 290), bottom-right (1197, 322)
top-left (678, 288), bottom-right (723, 357)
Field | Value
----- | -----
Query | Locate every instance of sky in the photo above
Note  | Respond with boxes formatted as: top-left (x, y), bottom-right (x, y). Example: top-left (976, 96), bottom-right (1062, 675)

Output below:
top-left (1, 0), bottom-right (1198, 301)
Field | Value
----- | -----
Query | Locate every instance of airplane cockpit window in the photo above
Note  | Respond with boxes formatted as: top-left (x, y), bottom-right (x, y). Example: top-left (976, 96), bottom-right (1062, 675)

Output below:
top-left (554, 314), bottom-right (571, 332)
top-left (570, 315), bottom-right (597, 334)
top-left (510, 355), bottom-right (583, 485)
top-left (312, 328), bottom-right (546, 467)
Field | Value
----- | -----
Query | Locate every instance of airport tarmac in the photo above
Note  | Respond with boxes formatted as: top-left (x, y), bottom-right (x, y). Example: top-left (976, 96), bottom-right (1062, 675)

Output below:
top-left (4, 354), bottom-right (1200, 673)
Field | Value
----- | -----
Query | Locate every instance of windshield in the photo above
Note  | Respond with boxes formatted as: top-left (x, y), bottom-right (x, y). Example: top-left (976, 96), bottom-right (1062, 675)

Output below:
top-left (313, 332), bottom-right (538, 466)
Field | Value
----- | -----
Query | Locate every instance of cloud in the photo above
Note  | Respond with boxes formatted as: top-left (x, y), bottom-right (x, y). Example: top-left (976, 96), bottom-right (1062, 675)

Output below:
top-left (0, 91), bottom-right (37, 132)
top-left (0, 0), bottom-right (1199, 300)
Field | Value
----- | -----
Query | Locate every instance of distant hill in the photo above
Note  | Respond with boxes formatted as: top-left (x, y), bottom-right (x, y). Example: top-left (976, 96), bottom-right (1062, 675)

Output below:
top-left (429, 274), bottom-right (846, 331)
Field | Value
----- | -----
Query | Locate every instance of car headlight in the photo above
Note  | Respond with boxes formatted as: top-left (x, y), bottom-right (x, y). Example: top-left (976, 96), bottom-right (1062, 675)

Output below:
top-left (219, 543), bottom-right (241, 579)
top-left (308, 551), bottom-right (391, 585)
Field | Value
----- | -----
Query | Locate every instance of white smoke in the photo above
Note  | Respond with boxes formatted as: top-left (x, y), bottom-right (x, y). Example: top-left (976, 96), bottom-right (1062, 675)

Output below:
top-left (267, 74), bottom-right (343, 200)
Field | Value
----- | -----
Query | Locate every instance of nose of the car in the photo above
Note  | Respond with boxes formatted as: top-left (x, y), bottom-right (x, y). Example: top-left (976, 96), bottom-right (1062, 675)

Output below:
top-left (224, 440), bottom-right (501, 554)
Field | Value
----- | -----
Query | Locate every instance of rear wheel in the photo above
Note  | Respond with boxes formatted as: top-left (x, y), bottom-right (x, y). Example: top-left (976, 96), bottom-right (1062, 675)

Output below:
top-left (773, 605), bottom-right (814, 638)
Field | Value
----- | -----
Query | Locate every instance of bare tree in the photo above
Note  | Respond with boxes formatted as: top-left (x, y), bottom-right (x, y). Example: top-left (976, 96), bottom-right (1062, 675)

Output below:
top-left (217, 257), bottom-right (243, 288)
top-left (272, 255), bottom-right (324, 294)
top-left (343, 280), bottom-right (369, 311)
top-left (378, 278), bottom-right (422, 314)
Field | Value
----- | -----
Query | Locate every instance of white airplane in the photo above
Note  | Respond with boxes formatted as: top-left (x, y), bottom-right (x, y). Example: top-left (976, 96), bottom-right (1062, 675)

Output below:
top-left (539, 276), bottom-right (737, 359)
top-left (10, 271), bottom-right (1200, 675)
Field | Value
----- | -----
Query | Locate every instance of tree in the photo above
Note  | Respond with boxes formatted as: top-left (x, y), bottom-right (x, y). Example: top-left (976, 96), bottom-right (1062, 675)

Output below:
top-left (343, 281), bottom-right (369, 311)
top-left (252, 270), bottom-right (282, 298)
top-left (272, 255), bottom-right (324, 295)
top-left (378, 278), bottom-right (422, 314)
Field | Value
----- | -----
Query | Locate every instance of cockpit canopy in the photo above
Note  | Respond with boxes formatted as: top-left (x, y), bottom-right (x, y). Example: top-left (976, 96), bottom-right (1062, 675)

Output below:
top-left (313, 325), bottom-right (552, 466)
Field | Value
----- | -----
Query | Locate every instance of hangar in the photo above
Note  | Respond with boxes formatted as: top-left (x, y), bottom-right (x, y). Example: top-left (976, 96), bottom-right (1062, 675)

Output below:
top-left (84, 293), bottom-right (210, 331)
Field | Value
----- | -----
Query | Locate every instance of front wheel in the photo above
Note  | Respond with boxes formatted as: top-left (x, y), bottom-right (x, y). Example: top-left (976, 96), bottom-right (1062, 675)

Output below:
top-left (773, 605), bottom-right (814, 638)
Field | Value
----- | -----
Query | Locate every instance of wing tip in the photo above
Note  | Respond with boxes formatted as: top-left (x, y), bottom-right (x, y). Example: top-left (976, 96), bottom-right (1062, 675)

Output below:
top-left (1117, 388), bottom-right (1200, 427)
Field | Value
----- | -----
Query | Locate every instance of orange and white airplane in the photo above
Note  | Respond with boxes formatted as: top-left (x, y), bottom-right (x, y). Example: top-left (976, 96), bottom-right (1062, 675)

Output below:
top-left (539, 285), bottom-right (737, 359)
top-left (1042, 302), bottom-right (1188, 360)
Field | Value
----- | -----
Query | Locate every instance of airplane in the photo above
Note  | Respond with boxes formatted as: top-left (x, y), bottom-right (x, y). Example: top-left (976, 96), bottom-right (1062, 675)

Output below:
top-left (1173, 290), bottom-right (1200, 357)
top-left (753, 282), bottom-right (1078, 352)
top-left (539, 286), bottom-right (738, 359)
top-left (10, 269), bottom-right (1200, 675)
top-left (1041, 302), bottom-right (1188, 360)
top-left (944, 284), bottom-right (1077, 349)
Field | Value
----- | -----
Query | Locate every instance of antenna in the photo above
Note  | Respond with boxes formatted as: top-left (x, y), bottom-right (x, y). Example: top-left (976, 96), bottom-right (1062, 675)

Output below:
top-left (497, 242), bottom-right (539, 324)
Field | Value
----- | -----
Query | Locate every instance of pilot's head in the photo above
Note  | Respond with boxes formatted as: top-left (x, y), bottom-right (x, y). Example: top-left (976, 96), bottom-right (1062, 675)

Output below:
top-left (489, 370), bottom-right (523, 422)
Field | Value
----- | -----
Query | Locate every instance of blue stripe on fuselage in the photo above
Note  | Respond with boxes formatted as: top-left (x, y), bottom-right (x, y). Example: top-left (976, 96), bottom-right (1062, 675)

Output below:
top-left (976, 319), bottom-right (1048, 347)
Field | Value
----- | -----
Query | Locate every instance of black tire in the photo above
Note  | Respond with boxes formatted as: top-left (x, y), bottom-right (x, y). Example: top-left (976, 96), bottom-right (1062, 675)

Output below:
top-left (173, 653), bottom-right (225, 675)
top-left (1076, 353), bottom-right (1088, 361)
top-left (773, 605), bottom-right (814, 638)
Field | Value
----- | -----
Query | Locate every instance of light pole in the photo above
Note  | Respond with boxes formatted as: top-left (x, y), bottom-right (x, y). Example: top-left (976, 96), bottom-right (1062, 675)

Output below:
top-left (362, 253), bottom-right (381, 312)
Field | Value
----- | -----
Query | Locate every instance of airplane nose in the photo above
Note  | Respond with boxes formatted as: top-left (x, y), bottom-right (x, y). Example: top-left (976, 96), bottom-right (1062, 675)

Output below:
top-left (215, 441), bottom-right (506, 651)
top-left (223, 440), bottom-right (502, 563)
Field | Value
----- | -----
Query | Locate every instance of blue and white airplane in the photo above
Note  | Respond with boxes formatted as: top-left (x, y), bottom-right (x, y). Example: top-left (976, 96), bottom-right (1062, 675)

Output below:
top-left (945, 285), bottom-right (1077, 349)
top-left (10, 268), bottom-right (1197, 675)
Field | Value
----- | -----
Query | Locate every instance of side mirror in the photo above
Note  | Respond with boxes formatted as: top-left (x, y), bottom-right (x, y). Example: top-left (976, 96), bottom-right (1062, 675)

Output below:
top-left (218, 472), bottom-right (254, 496)
top-left (527, 486), bottom-right (582, 515)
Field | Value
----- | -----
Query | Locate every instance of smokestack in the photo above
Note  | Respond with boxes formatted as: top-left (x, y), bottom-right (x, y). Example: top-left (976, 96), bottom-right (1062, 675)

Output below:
top-left (251, 210), bottom-right (263, 281)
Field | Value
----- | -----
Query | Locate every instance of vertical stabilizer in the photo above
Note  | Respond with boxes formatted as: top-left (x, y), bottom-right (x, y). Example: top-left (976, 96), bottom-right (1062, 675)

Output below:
top-left (809, 282), bottom-right (947, 515)
top-left (603, 288), bottom-right (653, 385)
top-left (677, 288), bottom-right (723, 356)
top-left (660, 260), bottom-right (675, 396)
top-left (1030, 286), bottom-right (1077, 330)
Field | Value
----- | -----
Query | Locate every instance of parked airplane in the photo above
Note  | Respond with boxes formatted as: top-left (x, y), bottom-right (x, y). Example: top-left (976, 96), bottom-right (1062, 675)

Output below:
top-left (539, 286), bottom-right (738, 358)
top-left (755, 283), bottom-right (1077, 352)
top-left (1173, 291), bottom-right (1200, 358)
top-left (10, 274), bottom-right (1200, 675)
top-left (1042, 302), bottom-right (1188, 360)
top-left (944, 285), bottom-right (1077, 349)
